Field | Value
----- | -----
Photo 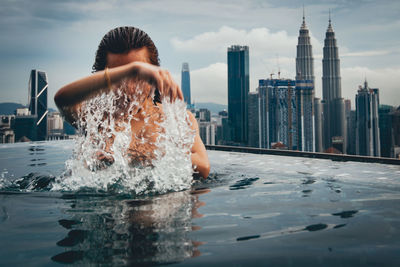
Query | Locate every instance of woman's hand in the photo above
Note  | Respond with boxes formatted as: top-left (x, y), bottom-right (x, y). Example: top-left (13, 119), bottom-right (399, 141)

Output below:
top-left (130, 62), bottom-right (184, 101)
top-left (55, 60), bottom-right (184, 126)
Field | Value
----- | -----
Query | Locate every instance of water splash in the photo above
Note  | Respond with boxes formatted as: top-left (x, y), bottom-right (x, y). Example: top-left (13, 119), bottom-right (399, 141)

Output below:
top-left (52, 79), bottom-right (195, 195)
top-left (0, 170), bottom-right (12, 189)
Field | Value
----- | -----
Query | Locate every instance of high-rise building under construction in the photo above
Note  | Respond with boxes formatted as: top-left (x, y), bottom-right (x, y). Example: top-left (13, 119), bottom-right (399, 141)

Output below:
top-left (257, 78), bottom-right (297, 150)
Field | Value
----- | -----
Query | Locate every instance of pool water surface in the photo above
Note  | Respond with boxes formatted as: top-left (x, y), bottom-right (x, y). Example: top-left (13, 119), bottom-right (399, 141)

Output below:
top-left (0, 140), bottom-right (400, 266)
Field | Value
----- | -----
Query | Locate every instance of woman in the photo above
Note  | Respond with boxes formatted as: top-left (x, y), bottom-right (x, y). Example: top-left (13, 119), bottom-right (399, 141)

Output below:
top-left (54, 26), bottom-right (210, 179)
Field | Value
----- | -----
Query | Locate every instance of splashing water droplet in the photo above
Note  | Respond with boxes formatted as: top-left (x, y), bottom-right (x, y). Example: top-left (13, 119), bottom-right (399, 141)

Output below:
top-left (52, 80), bottom-right (195, 195)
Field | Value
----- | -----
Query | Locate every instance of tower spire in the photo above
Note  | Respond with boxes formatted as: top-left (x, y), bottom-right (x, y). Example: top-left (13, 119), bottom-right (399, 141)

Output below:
top-left (296, 4), bottom-right (313, 81)
top-left (327, 9), bottom-right (333, 32)
top-left (296, 3), bottom-right (315, 152)
top-left (329, 9), bottom-right (331, 24)
top-left (322, 7), bottom-right (345, 151)
top-left (301, 5), bottom-right (307, 29)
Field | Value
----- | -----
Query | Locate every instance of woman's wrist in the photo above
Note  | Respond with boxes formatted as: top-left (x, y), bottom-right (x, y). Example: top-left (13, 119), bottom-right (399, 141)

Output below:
top-left (104, 67), bottom-right (112, 90)
top-left (128, 61), bottom-right (140, 77)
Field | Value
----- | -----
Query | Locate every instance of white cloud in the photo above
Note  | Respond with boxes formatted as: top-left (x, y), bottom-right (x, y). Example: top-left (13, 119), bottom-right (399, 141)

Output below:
top-left (191, 63), bottom-right (227, 105)
top-left (340, 48), bottom-right (391, 58)
top-left (171, 26), bottom-right (298, 56)
top-left (171, 26), bottom-right (299, 94)
top-left (341, 66), bottom-right (400, 108)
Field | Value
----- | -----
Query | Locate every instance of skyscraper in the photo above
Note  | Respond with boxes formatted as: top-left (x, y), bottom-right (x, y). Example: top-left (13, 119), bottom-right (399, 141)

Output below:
top-left (181, 63), bottom-right (191, 108)
top-left (295, 80), bottom-right (314, 151)
top-left (355, 80), bottom-right (380, 157)
top-left (216, 110), bottom-right (228, 145)
top-left (314, 98), bottom-right (323, 152)
top-left (199, 122), bottom-right (216, 145)
top-left (322, 14), bottom-right (346, 152)
top-left (28, 69), bottom-right (48, 141)
top-left (197, 108), bottom-right (211, 122)
top-left (295, 10), bottom-right (315, 152)
top-left (258, 78), bottom-right (297, 150)
top-left (227, 45), bottom-right (249, 145)
top-left (347, 110), bottom-right (357, 155)
top-left (0, 115), bottom-right (15, 143)
top-left (390, 107), bottom-right (400, 158)
top-left (345, 99), bottom-right (352, 154)
top-left (296, 10), bottom-right (314, 81)
top-left (379, 104), bottom-right (394, 157)
top-left (195, 108), bottom-right (215, 145)
top-left (247, 91), bottom-right (259, 148)
top-left (12, 115), bottom-right (37, 141)
top-left (258, 81), bottom-right (269, 148)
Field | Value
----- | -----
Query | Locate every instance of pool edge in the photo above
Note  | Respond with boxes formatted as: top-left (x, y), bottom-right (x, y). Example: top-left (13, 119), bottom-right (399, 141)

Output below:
top-left (205, 145), bottom-right (400, 165)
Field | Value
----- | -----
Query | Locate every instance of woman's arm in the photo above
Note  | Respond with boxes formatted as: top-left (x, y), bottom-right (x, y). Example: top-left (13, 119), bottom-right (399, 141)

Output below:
top-left (54, 61), bottom-right (183, 125)
top-left (187, 112), bottom-right (210, 179)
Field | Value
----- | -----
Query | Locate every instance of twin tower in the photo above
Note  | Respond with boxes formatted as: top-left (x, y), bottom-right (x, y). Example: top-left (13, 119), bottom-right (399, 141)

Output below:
top-left (296, 11), bottom-right (346, 152)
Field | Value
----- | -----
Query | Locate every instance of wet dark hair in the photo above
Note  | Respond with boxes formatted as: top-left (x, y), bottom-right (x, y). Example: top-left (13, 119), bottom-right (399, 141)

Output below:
top-left (92, 26), bottom-right (160, 72)
top-left (93, 26), bottom-right (161, 103)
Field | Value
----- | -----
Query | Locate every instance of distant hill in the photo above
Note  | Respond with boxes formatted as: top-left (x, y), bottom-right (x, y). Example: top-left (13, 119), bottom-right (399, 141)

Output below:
top-left (194, 102), bottom-right (227, 114)
top-left (0, 102), bottom-right (25, 115)
top-left (0, 102), bottom-right (56, 115)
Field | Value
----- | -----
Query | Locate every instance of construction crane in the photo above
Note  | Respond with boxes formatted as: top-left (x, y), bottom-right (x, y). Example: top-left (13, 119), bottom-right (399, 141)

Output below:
top-left (276, 54), bottom-right (281, 79)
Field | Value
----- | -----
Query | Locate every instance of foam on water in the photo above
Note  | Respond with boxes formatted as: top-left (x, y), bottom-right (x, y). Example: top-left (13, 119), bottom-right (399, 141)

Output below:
top-left (0, 171), bottom-right (12, 189)
top-left (52, 80), bottom-right (195, 195)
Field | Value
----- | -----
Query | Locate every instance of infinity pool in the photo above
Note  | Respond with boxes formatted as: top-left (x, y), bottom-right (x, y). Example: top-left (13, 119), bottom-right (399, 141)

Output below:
top-left (1, 140), bottom-right (400, 266)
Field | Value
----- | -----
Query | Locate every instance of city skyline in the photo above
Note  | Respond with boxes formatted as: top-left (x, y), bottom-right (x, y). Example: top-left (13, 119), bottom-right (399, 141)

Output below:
top-left (0, 0), bottom-right (399, 108)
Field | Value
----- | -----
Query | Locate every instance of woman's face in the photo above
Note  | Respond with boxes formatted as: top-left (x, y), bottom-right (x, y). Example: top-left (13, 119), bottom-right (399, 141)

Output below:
top-left (106, 47), bottom-right (151, 68)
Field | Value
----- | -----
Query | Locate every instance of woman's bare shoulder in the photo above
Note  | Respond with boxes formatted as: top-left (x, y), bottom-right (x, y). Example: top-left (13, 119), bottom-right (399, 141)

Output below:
top-left (186, 110), bottom-right (198, 129)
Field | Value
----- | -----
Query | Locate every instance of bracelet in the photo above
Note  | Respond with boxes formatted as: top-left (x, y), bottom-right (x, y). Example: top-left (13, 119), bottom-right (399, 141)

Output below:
top-left (104, 67), bottom-right (112, 90)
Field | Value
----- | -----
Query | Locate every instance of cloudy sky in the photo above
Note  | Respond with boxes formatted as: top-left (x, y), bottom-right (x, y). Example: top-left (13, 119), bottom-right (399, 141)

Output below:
top-left (0, 0), bottom-right (399, 109)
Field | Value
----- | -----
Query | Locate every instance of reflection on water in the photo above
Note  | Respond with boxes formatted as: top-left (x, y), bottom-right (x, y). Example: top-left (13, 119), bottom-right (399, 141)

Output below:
top-left (52, 188), bottom-right (209, 265)
top-left (28, 145), bottom-right (47, 166)
top-left (332, 210), bottom-right (358, 218)
top-left (229, 177), bottom-right (259, 190)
